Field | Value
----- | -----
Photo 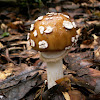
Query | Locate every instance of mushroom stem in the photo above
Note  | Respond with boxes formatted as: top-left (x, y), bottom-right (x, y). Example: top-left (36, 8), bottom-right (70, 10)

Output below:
top-left (40, 50), bottom-right (67, 89)
top-left (47, 59), bottom-right (63, 89)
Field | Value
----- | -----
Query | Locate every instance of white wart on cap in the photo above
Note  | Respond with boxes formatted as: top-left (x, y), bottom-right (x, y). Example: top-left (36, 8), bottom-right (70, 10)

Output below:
top-left (63, 21), bottom-right (73, 29)
top-left (39, 26), bottom-right (45, 34)
top-left (38, 40), bottom-right (48, 49)
top-left (33, 30), bottom-right (37, 37)
top-left (30, 24), bottom-right (34, 31)
top-left (30, 39), bottom-right (35, 47)
top-left (44, 26), bottom-right (53, 33)
top-left (72, 22), bottom-right (77, 28)
top-left (27, 33), bottom-right (30, 40)
top-left (35, 16), bottom-right (43, 22)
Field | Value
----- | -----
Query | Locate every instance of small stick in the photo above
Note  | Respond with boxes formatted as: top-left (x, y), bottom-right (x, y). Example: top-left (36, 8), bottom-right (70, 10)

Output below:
top-left (5, 48), bottom-right (18, 65)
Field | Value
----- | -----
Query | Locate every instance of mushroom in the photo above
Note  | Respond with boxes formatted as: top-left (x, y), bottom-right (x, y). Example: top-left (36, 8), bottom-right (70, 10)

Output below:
top-left (28, 12), bottom-right (78, 89)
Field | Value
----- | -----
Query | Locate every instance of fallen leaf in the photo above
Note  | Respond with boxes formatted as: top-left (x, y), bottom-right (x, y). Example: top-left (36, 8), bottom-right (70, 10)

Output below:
top-left (62, 92), bottom-right (71, 100)
top-left (68, 90), bottom-right (86, 100)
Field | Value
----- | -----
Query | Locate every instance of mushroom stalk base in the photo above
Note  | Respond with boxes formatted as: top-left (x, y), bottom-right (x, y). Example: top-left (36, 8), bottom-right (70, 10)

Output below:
top-left (40, 50), bottom-right (68, 89)
top-left (47, 59), bottom-right (63, 89)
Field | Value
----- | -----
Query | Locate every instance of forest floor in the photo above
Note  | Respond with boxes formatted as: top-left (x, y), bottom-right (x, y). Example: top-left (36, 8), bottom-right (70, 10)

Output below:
top-left (0, 0), bottom-right (100, 100)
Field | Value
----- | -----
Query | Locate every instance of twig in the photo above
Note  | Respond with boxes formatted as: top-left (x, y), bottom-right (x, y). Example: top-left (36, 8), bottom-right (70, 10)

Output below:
top-left (5, 48), bottom-right (18, 66)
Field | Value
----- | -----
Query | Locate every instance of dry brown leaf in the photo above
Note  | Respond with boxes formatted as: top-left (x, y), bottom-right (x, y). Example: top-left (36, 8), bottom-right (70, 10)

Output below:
top-left (62, 92), bottom-right (71, 100)
top-left (0, 42), bottom-right (4, 48)
top-left (68, 90), bottom-right (86, 100)
top-left (94, 46), bottom-right (100, 62)
top-left (56, 76), bottom-right (71, 91)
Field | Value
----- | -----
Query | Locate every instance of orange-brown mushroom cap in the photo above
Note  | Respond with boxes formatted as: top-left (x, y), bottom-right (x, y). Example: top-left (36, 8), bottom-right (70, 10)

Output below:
top-left (28, 12), bottom-right (78, 52)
